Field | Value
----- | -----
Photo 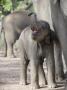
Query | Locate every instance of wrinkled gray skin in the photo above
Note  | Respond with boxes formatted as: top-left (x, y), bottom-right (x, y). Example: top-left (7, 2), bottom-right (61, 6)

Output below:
top-left (13, 21), bottom-right (60, 88)
top-left (54, 36), bottom-right (64, 81)
top-left (50, 0), bottom-right (67, 68)
top-left (50, 30), bottom-right (64, 81)
top-left (2, 11), bottom-right (36, 57)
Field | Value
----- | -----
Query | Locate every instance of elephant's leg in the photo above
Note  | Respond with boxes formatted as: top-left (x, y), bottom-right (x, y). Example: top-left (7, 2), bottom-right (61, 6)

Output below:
top-left (50, 0), bottom-right (67, 68)
top-left (7, 43), bottom-right (14, 57)
top-left (54, 41), bottom-right (64, 81)
top-left (39, 59), bottom-right (47, 87)
top-left (30, 58), bottom-right (39, 89)
top-left (14, 41), bottom-right (28, 85)
top-left (46, 44), bottom-right (56, 88)
top-left (20, 58), bottom-right (28, 85)
top-left (5, 30), bottom-right (16, 57)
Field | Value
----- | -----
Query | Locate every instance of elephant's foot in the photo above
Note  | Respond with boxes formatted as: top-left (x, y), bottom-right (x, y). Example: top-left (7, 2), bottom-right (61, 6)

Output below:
top-left (7, 53), bottom-right (15, 58)
top-left (30, 83), bottom-right (40, 89)
top-left (39, 80), bottom-right (47, 87)
top-left (57, 76), bottom-right (64, 81)
top-left (7, 55), bottom-right (14, 58)
top-left (7, 47), bottom-right (15, 58)
top-left (19, 81), bottom-right (27, 85)
top-left (48, 82), bottom-right (57, 88)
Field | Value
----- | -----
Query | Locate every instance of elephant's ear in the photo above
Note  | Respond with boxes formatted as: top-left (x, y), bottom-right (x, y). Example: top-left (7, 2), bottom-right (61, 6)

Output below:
top-left (53, 0), bottom-right (57, 4)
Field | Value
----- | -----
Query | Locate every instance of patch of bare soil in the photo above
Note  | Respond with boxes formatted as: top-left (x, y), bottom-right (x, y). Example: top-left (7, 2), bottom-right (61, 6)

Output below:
top-left (0, 57), bottom-right (65, 90)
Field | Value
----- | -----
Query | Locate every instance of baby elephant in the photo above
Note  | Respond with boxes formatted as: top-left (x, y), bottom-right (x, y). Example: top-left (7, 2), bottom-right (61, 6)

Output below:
top-left (14, 21), bottom-right (56, 89)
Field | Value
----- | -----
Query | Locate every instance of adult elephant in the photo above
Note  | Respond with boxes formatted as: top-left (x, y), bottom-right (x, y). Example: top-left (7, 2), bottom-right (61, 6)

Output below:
top-left (32, 0), bottom-right (65, 81)
top-left (50, 0), bottom-right (67, 68)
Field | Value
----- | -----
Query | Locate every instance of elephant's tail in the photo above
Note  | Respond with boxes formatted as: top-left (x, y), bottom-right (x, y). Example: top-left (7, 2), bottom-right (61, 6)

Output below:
top-left (0, 26), bottom-right (4, 34)
top-left (0, 18), bottom-right (6, 47)
top-left (0, 20), bottom-right (3, 39)
top-left (1, 25), bottom-right (6, 44)
top-left (0, 17), bottom-right (5, 36)
top-left (0, 17), bottom-right (3, 32)
top-left (0, 18), bottom-right (7, 57)
top-left (0, 22), bottom-right (6, 43)
top-left (0, 19), bottom-right (5, 38)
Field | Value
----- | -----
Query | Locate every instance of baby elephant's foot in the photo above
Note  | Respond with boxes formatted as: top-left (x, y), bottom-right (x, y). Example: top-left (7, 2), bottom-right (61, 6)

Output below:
top-left (30, 83), bottom-right (40, 89)
top-left (48, 83), bottom-right (57, 88)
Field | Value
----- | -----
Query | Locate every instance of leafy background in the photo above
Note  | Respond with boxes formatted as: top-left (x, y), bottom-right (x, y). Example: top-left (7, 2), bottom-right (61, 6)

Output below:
top-left (0, 0), bottom-right (33, 17)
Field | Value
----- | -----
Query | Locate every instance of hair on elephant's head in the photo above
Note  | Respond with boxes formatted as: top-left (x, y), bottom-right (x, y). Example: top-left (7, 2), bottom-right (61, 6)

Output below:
top-left (30, 20), bottom-right (50, 42)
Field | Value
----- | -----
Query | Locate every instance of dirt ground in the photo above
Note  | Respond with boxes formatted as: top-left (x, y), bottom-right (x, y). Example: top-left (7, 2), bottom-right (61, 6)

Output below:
top-left (0, 84), bottom-right (65, 90)
top-left (0, 56), bottom-right (65, 90)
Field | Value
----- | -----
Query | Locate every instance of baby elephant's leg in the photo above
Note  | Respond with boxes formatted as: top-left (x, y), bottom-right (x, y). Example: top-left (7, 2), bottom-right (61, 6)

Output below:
top-left (46, 44), bottom-right (56, 88)
top-left (30, 58), bottom-right (40, 89)
top-left (20, 55), bottom-right (28, 85)
top-left (39, 58), bottom-right (47, 87)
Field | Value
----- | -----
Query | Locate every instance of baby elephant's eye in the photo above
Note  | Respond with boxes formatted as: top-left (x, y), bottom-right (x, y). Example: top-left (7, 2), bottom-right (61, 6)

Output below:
top-left (31, 27), bottom-right (35, 31)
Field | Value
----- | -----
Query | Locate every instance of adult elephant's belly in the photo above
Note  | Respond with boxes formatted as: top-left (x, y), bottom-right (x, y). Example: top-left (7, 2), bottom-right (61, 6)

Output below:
top-left (60, 0), bottom-right (67, 16)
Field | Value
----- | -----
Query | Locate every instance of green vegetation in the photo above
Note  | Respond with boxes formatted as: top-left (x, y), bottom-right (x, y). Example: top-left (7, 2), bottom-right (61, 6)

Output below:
top-left (0, 0), bottom-right (33, 17)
